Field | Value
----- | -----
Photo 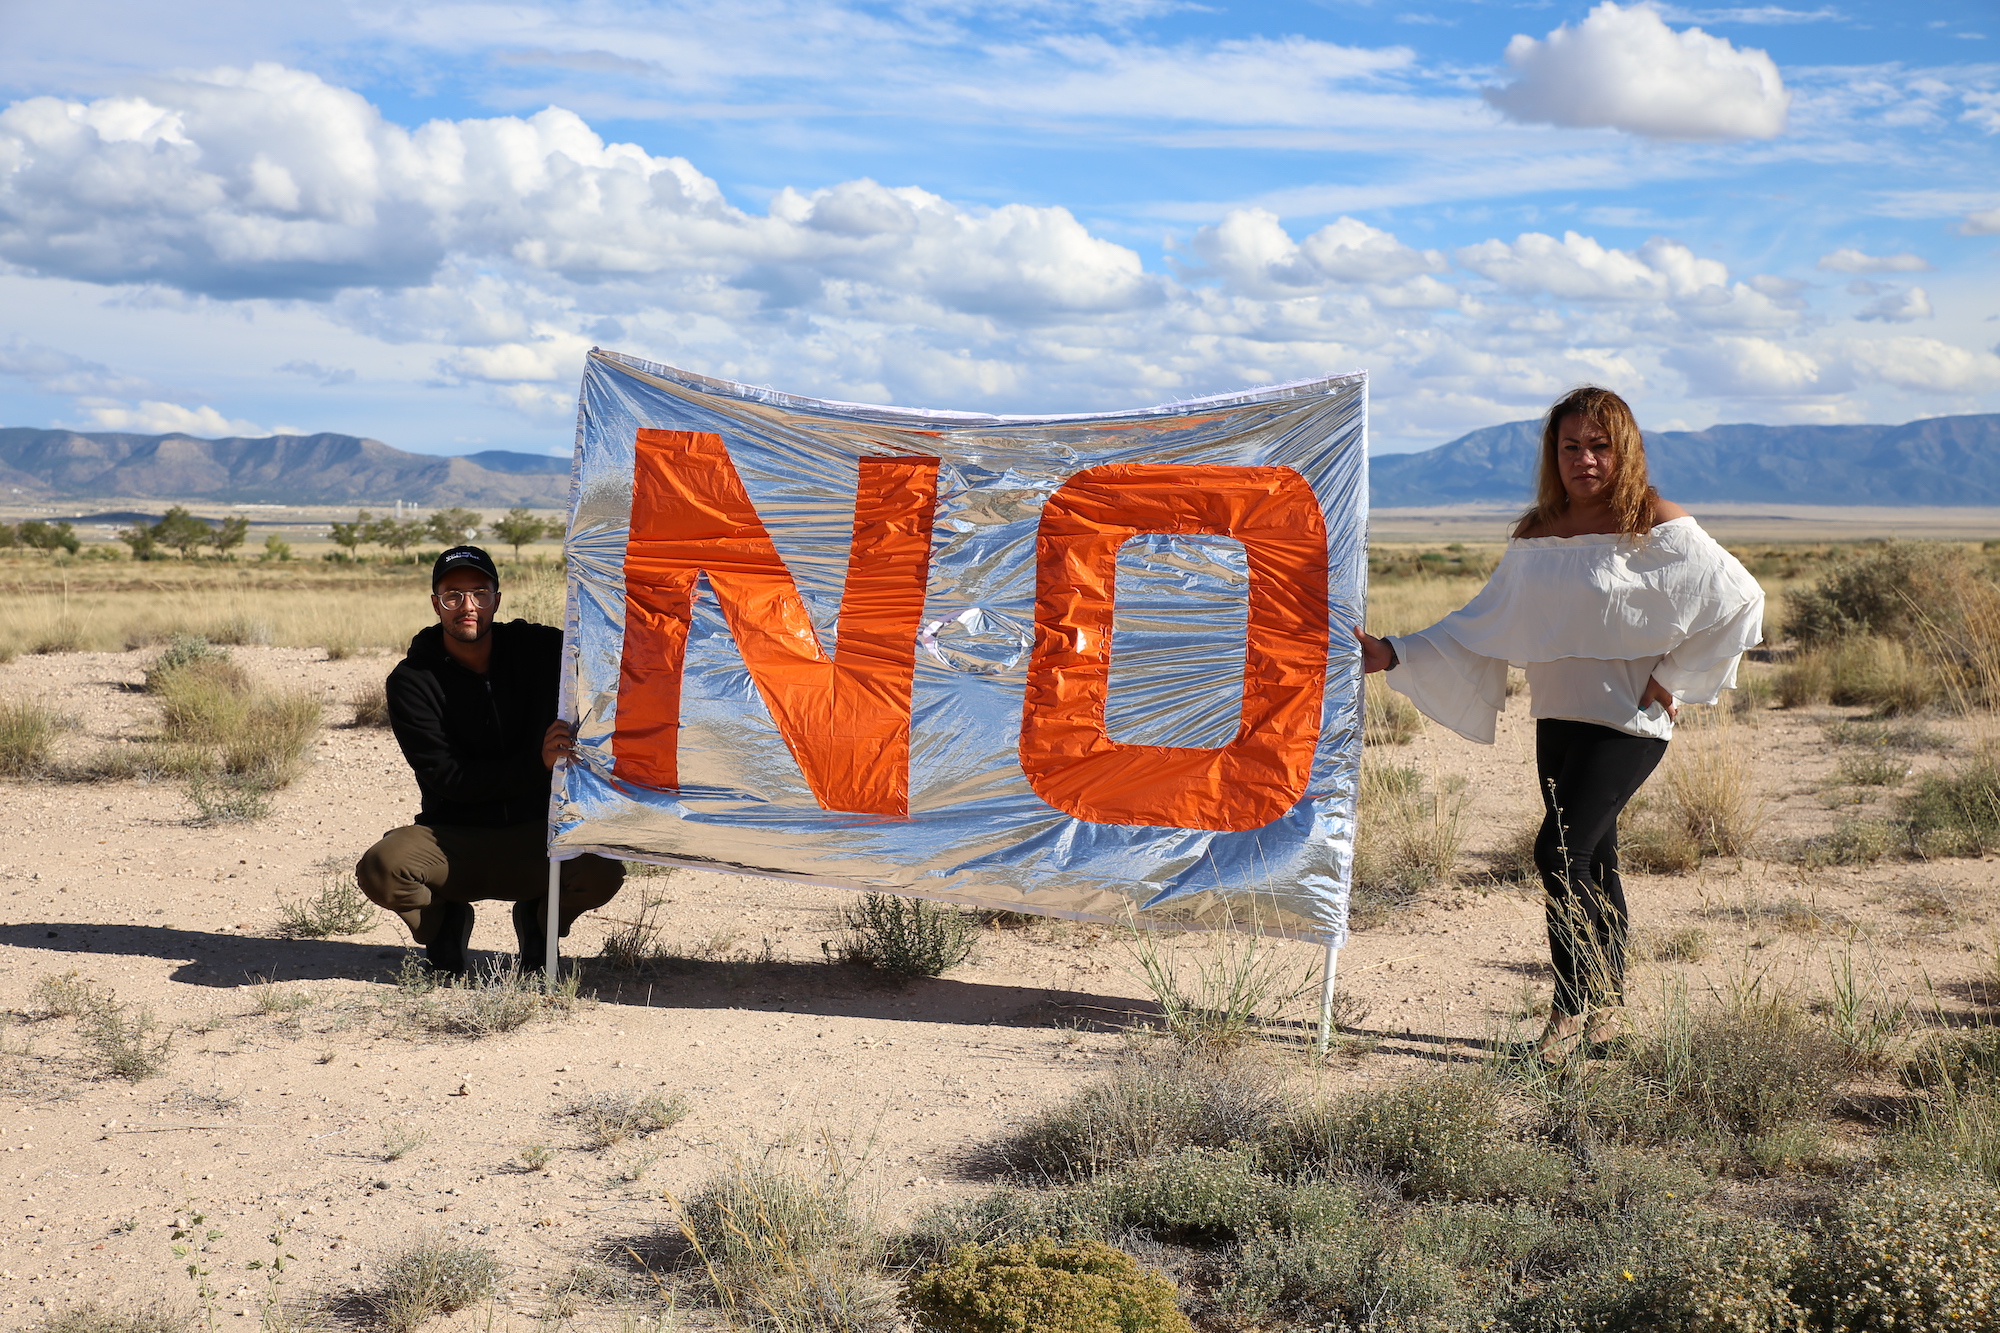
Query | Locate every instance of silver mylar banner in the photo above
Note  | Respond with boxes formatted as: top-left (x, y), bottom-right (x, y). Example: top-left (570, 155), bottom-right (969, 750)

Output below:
top-left (549, 349), bottom-right (1367, 943)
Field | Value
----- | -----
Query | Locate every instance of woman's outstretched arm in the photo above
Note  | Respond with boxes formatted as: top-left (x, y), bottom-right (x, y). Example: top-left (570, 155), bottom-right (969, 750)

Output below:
top-left (1352, 626), bottom-right (1396, 674)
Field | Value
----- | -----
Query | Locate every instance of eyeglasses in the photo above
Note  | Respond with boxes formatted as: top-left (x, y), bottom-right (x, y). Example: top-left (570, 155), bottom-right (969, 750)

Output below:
top-left (434, 588), bottom-right (497, 610)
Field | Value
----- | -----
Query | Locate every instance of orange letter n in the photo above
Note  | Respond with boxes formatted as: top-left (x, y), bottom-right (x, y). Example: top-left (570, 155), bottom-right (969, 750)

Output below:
top-left (613, 429), bottom-right (939, 816)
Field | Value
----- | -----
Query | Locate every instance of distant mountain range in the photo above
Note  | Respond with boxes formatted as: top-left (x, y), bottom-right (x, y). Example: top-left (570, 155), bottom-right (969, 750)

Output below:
top-left (4, 412), bottom-right (1997, 509)
top-left (1371, 413), bottom-right (2000, 508)
top-left (0, 428), bottom-right (568, 506)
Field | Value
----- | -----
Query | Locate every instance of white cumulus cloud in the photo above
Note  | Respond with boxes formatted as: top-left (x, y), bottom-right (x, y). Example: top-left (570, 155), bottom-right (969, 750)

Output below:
top-left (1663, 336), bottom-right (1822, 396)
top-left (1455, 231), bottom-right (1728, 301)
top-left (1844, 337), bottom-right (2000, 393)
top-left (1854, 286), bottom-right (1933, 322)
top-left (0, 64), bottom-right (1161, 324)
top-left (80, 400), bottom-right (267, 436)
top-left (1816, 248), bottom-right (1932, 273)
top-left (1484, 2), bottom-right (1789, 140)
top-left (1960, 207), bottom-right (2000, 236)
top-left (1188, 209), bottom-right (1446, 297)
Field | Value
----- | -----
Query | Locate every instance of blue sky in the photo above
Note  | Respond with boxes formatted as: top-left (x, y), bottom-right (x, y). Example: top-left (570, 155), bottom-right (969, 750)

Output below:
top-left (0, 0), bottom-right (1995, 456)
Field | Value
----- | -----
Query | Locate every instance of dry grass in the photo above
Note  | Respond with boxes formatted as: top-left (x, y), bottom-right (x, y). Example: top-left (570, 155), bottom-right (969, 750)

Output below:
top-left (276, 860), bottom-right (377, 938)
top-left (1362, 674), bottom-right (1421, 745)
top-left (348, 681), bottom-right (392, 728)
top-left (1778, 635), bottom-right (1941, 714)
top-left (1656, 731), bottom-right (1768, 860)
top-left (1353, 761), bottom-right (1467, 918)
top-left (997, 1044), bottom-right (1282, 1179)
top-left (1126, 925), bottom-right (1318, 1050)
top-left (385, 955), bottom-right (586, 1038)
top-left (0, 696), bottom-right (62, 775)
top-left (0, 554), bottom-right (565, 654)
top-left (677, 1150), bottom-right (896, 1332)
top-left (562, 1089), bottom-right (690, 1149)
top-left (373, 1233), bottom-right (503, 1333)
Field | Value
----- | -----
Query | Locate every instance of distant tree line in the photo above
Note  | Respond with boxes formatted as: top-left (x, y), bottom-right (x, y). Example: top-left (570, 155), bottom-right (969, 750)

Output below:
top-left (329, 506), bottom-right (553, 560)
top-left (0, 519), bottom-right (82, 554)
top-left (2, 503), bottom-right (557, 563)
top-left (117, 506), bottom-right (251, 560)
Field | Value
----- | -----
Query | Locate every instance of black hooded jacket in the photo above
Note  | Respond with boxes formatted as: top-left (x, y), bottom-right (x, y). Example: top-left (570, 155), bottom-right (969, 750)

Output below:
top-left (385, 619), bottom-right (562, 828)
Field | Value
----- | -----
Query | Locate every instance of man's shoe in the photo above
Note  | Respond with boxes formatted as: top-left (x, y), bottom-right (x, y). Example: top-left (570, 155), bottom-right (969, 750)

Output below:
top-left (513, 896), bottom-right (549, 976)
top-left (424, 901), bottom-right (475, 978)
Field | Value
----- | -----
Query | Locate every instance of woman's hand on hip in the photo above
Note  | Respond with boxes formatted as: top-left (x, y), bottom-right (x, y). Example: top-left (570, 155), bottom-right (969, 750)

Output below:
top-left (1641, 676), bottom-right (1679, 722)
top-left (1352, 627), bottom-right (1395, 674)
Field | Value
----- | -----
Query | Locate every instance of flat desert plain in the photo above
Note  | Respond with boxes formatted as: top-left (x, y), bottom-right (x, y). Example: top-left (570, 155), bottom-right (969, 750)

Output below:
top-left (0, 641), bottom-right (1995, 1327)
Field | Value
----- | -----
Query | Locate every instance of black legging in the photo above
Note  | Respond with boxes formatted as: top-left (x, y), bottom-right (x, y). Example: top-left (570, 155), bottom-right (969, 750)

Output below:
top-left (1534, 719), bottom-right (1669, 1017)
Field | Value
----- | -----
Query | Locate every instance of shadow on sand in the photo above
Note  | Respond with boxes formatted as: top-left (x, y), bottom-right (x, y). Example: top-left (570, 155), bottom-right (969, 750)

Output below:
top-left (0, 920), bottom-right (1160, 1030)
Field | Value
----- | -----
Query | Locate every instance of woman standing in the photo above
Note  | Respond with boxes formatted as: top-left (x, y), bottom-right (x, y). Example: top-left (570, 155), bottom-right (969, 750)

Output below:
top-left (1355, 387), bottom-right (1764, 1060)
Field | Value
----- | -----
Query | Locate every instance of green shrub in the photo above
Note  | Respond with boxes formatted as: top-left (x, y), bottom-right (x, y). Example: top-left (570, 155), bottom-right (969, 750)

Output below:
top-left (1262, 1070), bottom-right (1528, 1201)
top-left (1080, 1148), bottom-right (1276, 1244)
top-left (1215, 1220), bottom-right (1379, 1325)
top-left (905, 1237), bottom-right (1193, 1333)
top-left (1798, 818), bottom-right (1896, 868)
top-left (894, 1190), bottom-right (1103, 1268)
top-left (1791, 1175), bottom-right (2000, 1330)
top-left (1619, 811), bottom-right (1705, 874)
top-left (389, 956), bottom-right (580, 1038)
top-left (1511, 1208), bottom-right (1810, 1333)
top-left (1902, 755), bottom-right (2000, 858)
top-left (1785, 542), bottom-right (1968, 646)
top-left (1903, 1026), bottom-right (2000, 1094)
top-left (1780, 637), bottom-right (1942, 715)
top-left (1632, 926), bottom-right (1712, 964)
top-left (143, 635), bottom-right (232, 693)
top-left (1834, 751), bottom-right (1905, 786)
top-left (1354, 762), bottom-right (1467, 913)
top-left (1824, 720), bottom-right (1949, 751)
top-left (839, 894), bottom-right (978, 977)
top-left (999, 1048), bottom-right (1280, 1179)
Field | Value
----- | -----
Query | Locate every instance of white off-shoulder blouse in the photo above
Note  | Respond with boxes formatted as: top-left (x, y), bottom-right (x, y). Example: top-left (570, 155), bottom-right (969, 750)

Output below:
top-left (1383, 517), bottom-right (1765, 743)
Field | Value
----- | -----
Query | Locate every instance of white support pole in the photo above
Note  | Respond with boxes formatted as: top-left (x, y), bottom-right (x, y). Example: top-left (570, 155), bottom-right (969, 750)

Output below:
top-left (1315, 941), bottom-right (1340, 1055)
top-left (544, 858), bottom-right (562, 993)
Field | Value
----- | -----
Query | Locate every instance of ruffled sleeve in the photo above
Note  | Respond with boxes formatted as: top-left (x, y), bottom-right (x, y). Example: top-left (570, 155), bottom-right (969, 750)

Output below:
top-left (1383, 626), bottom-right (1509, 745)
top-left (1650, 590), bottom-right (1764, 705)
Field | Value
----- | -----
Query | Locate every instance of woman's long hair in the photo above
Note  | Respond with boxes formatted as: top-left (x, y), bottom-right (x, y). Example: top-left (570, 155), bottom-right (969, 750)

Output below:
top-left (1512, 385), bottom-right (1658, 539)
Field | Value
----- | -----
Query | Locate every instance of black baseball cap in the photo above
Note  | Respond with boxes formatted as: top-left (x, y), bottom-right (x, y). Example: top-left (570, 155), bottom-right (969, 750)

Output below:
top-left (432, 545), bottom-right (500, 590)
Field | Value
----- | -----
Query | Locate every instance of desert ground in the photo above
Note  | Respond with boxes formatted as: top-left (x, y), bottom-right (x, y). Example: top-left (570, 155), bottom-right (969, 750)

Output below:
top-left (0, 529), bottom-right (1996, 1330)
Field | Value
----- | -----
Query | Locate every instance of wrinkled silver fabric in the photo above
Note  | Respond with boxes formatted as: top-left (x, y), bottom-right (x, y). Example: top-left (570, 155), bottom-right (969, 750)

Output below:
top-left (550, 350), bottom-right (1367, 943)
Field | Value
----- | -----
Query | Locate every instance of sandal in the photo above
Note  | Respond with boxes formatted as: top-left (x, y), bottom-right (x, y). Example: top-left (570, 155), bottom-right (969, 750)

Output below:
top-left (1532, 1015), bottom-right (1586, 1066)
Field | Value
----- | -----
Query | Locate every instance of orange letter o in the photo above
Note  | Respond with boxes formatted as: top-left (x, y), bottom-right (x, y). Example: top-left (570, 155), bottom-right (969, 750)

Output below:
top-left (1018, 465), bottom-right (1330, 831)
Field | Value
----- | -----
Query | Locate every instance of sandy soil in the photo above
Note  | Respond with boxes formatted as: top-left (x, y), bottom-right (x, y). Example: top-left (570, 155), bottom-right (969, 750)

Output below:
top-left (0, 646), bottom-right (1995, 1327)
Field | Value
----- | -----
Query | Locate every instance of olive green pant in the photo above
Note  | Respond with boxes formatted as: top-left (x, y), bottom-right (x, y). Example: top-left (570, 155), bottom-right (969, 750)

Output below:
top-left (356, 820), bottom-right (623, 946)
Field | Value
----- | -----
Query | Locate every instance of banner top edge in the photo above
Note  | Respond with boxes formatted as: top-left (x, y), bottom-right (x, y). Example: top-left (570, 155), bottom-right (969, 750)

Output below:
top-left (586, 347), bottom-right (1366, 427)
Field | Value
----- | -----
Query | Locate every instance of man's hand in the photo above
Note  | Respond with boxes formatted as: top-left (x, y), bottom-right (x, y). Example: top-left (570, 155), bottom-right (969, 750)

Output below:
top-left (1352, 626), bottom-right (1396, 674)
top-left (1641, 676), bottom-right (1679, 722)
top-left (542, 720), bottom-right (577, 770)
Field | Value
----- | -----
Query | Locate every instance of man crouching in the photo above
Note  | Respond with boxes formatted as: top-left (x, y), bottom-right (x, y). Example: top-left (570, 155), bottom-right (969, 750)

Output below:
top-left (357, 545), bottom-right (624, 976)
